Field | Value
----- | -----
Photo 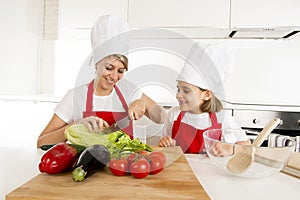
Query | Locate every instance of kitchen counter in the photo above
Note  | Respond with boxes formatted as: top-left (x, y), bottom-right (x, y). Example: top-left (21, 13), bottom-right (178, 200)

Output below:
top-left (2, 147), bottom-right (300, 200)
top-left (0, 147), bottom-right (42, 200)
top-left (186, 154), bottom-right (300, 200)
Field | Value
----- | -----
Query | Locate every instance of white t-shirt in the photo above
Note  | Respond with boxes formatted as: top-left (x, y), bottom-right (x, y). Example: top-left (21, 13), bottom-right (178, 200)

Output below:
top-left (162, 106), bottom-right (248, 143)
top-left (54, 79), bottom-right (142, 123)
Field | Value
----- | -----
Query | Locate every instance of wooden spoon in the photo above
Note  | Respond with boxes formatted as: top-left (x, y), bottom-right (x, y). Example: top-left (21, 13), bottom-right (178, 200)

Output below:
top-left (226, 118), bottom-right (282, 174)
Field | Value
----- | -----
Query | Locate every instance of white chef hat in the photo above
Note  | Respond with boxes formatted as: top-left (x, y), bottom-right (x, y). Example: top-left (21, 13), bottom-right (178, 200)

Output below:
top-left (90, 15), bottom-right (130, 64)
top-left (177, 43), bottom-right (233, 100)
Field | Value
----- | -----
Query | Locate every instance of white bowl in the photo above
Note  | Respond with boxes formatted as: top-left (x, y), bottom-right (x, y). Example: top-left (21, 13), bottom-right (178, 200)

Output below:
top-left (203, 129), bottom-right (295, 178)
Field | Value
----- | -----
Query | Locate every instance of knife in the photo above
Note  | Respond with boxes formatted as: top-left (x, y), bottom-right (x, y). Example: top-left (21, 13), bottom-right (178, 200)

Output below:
top-left (103, 116), bottom-right (131, 134)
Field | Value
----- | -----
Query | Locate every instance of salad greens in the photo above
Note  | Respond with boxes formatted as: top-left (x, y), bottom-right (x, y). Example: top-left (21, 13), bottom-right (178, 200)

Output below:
top-left (64, 124), bottom-right (152, 158)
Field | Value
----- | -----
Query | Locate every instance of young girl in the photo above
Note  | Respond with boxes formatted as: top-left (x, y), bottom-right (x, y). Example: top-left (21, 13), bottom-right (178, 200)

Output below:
top-left (159, 44), bottom-right (250, 155)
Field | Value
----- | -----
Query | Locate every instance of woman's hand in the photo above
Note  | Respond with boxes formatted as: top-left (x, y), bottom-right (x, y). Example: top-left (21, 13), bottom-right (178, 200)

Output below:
top-left (159, 135), bottom-right (176, 147)
top-left (75, 116), bottom-right (109, 133)
top-left (128, 99), bottom-right (147, 120)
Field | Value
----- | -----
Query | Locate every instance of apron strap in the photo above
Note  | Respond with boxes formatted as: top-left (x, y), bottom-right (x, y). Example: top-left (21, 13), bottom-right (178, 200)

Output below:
top-left (172, 111), bottom-right (185, 138)
top-left (177, 111), bottom-right (185, 122)
top-left (86, 80), bottom-right (94, 112)
top-left (114, 85), bottom-right (128, 110)
top-left (209, 112), bottom-right (222, 129)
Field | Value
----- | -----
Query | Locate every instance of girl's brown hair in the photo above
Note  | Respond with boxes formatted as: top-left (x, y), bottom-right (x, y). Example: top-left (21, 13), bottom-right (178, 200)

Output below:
top-left (199, 88), bottom-right (223, 113)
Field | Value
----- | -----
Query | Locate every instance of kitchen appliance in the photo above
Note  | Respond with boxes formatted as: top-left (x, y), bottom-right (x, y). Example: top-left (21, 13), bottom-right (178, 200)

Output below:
top-left (227, 27), bottom-right (300, 39)
top-left (225, 104), bottom-right (300, 150)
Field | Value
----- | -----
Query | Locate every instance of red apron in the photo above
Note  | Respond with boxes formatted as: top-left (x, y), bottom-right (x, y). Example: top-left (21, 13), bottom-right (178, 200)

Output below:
top-left (172, 112), bottom-right (222, 153)
top-left (82, 80), bottom-right (133, 139)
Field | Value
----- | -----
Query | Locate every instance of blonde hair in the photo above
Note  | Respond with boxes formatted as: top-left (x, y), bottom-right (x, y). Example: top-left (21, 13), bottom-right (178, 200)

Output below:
top-left (97, 54), bottom-right (128, 70)
top-left (200, 89), bottom-right (223, 113)
top-left (110, 54), bottom-right (128, 70)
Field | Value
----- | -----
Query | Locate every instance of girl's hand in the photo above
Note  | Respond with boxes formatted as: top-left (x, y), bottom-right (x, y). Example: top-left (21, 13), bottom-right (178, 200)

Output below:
top-left (128, 99), bottom-right (147, 120)
top-left (210, 142), bottom-right (234, 157)
top-left (75, 116), bottom-right (109, 133)
top-left (159, 135), bottom-right (176, 147)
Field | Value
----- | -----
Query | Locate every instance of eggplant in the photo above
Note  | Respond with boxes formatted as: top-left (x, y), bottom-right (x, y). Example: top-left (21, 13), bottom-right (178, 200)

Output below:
top-left (72, 144), bottom-right (110, 182)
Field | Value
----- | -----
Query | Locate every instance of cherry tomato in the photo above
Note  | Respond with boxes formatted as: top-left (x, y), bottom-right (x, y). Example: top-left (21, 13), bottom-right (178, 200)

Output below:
top-left (127, 153), bottom-right (138, 170)
top-left (149, 154), bottom-right (164, 175)
top-left (129, 157), bottom-right (150, 179)
top-left (108, 158), bottom-right (128, 176)
top-left (135, 150), bottom-right (149, 158)
top-left (150, 151), bottom-right (166, 166)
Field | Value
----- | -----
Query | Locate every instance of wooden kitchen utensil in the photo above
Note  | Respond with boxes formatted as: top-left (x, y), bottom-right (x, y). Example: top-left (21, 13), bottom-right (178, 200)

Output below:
top-left (159, 146), bottom-right (184, 167)
top-left (226, 118), bottom-right (282, 174)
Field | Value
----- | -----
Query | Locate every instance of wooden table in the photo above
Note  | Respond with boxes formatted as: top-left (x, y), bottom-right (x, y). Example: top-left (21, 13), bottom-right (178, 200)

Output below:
top-left (6, 146), bottom-right (210, 200)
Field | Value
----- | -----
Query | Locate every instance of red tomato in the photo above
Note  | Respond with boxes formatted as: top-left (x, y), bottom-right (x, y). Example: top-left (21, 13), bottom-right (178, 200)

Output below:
top-left (150, 151), bottom-right (166, 166)
top-left (127, 153), bottom-right (138, 169)
top-left (149, 154), bottom-right (164, 175)
top-left (135, 150), bottom-right (149, 158)
top-left (108, 158), bottom-right (128, 176)
top-left (129, 157), bottom-right (150, 179)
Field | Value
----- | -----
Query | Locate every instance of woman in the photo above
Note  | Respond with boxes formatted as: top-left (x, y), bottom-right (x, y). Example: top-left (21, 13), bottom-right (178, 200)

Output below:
top-left (159, 44), bottom-right (250, 155)
top-left (37, 15), bottom-right (166, 148)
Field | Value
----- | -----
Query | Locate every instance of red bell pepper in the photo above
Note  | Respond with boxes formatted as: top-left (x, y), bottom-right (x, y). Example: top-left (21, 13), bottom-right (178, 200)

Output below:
top-left (39, 142), bottom-right (78, 174)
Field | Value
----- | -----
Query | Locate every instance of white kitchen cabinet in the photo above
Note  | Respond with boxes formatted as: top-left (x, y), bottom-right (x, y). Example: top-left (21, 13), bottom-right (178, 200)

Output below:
top-left (59, 0), bottom-right (128, 39)
top-left (231, 0), bottom-right (300, 27)
top-left (223, 39), bottom-right (300, 108)
top-left (128, 0), bottom-right (230, 28)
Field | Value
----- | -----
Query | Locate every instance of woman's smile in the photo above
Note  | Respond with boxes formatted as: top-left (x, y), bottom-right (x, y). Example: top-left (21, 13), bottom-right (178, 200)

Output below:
top-left (105, 76), bottom-right (116, 85)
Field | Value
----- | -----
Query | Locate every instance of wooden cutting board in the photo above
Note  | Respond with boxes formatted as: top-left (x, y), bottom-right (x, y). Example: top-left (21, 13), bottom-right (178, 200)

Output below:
top-left (281, 152), bottom-right (300, 179)
top-left (6, 146), bottom-right (210, 200)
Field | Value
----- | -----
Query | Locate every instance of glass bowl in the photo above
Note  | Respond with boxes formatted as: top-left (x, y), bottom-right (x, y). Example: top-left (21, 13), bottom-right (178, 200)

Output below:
top-left (203, 129), bottom-right (295, 178)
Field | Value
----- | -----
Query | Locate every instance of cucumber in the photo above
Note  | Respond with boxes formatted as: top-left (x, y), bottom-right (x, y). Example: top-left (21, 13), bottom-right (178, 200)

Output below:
top-left (40, 143), bottom-right (86, 154)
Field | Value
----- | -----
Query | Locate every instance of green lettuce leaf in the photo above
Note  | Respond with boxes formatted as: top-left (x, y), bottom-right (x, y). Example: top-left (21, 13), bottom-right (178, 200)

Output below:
top-left (64, 124), bottom-right (152, 158)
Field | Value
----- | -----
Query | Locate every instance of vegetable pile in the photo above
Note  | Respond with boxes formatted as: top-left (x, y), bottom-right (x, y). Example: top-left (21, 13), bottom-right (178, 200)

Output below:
top-left (64, 124), bottom-right (152, 158)
top-left (38, 124), bottom-right (165, 181)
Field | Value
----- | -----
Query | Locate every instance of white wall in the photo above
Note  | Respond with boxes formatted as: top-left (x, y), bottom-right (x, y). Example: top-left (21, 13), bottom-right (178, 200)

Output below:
top-left (0, 0), bottom-right (42, 95)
